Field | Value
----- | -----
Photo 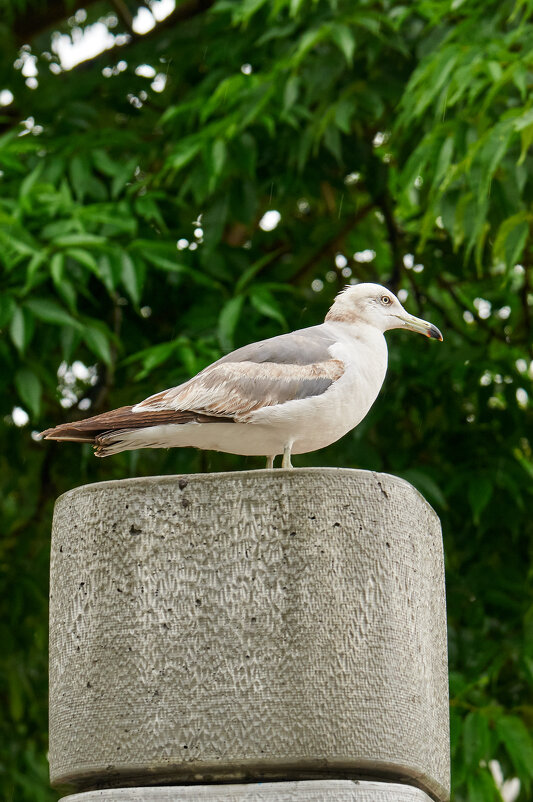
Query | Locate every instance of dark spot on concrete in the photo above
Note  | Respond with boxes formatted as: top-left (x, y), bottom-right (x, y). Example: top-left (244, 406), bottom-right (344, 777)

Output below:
top-left (251, 617), bottom-right (256, 623)
top-left (376, 480), bottom-right (389, 499)
top-left (386, 542), bottom-right (391, 548)
top-left (86, 681), bottom-right (92, 688)
top-left (195, 598), bottom-right (202, 606)
top-left (59, 545), bottom-right (63, 552)
top-left (333, 522), bottom-right (340, 527)
top-left (182, 498), bottom-right (191, 509)
top-left (117, 587), bottom-right (123, 592)
top-left (179, 478), bottom-right (188, 490)
top-left (183, 745), bottom-right (188, 749)
top-left (79, 582), bottom-right (85, 587)
top-left (289, 531), bottom-right (296, 537)
top-left (309, 515), bottom-right (316, 520)
top-left (130, 524), bottom-right (142, 535)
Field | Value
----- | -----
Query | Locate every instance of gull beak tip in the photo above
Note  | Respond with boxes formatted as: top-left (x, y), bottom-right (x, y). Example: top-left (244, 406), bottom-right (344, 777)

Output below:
top-left (428, 324), bottom-right (443, 342)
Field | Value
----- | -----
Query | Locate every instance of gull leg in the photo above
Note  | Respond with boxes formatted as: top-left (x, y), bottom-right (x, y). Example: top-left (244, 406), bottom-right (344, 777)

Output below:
top-left (282, 443), bottom-right (293, 469)
top-left (266, 456), bottom-right (275, 469)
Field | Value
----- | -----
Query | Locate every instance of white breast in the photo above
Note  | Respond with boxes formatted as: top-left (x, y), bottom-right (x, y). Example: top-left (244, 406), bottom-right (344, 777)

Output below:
top-left (246, 321), bottom-right (389, 454)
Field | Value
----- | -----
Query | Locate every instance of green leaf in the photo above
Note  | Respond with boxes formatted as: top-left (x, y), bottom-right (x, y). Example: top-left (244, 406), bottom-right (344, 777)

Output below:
top-left (463, 711), bottom-right (491, 768)
top-left (0, 294), bottom-right (16, 328)
top-left (496, 715), bottom-right (533, 786)
top-left (493, 212), bottom-right (529, 269)
top-left (24, 298), bottom-right (80, 329)
top-left (283, 75), bottom-right (300, 111)
top-left (69, 154), bottom-right (91, 201)
top-left (9, 306), bottom-right (33, 353)
top-left (50, 252), bottom-right (64, 285)
top-left (466, 769), bottom-right (500, 802)
top-left (290, 0), bottom-right (306, 16)
top-left (249, 286), bottom-right (286, 327)
top-left (97, 253), bottom-right (119, 292)
top-left (120, 251), bottom-right (140, 306)
top-left (294, 27), bottom-right (326, 63)
top-left (65, 249), bottom-right (98, 273)
top-left (167, 140), bottom-right (202, 171)
top-left (468, 476), bottom-right (493, 523)
top-left (232, 0), bottom-right (269, 23)
top-left (518, 122), bottom-right (533, 165)
top-left (92, 149), bottom-right (122, 177)
top-left (398, 469), bottom-right (448, 510)
top-left (15, 368), bottom-right (42, 418)
top-left (202, 195), bottom-right (229, 251)
top-left (53, 233), bottom-right (107, 249)
top-left (19, 161), bottom-right (44, 202)
top-left (218, 295), bottom-right (245, 350)
top-left (84, 327), bottom-right (113, 366)
top-left (235, 248), bottom-right (283, 292)
top-left (111, 159), bottom-right (137, 198)
top-left (329, 23), bottom-right (356, 64)
top-left (211, 139), bottom-right (227, 177)
top-left (127, 340), bottom-right (183, 380)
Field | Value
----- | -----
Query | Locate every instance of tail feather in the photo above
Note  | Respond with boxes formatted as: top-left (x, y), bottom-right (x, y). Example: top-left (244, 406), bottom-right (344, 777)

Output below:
top-left (39, 405), bottom-right (236, 456)
top-left (39, 406), bottom-right (135, 442)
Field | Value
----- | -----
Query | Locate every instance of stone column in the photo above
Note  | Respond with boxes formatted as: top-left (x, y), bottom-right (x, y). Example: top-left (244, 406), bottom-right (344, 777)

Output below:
top-left (49, 469), bottom-right (449, 801)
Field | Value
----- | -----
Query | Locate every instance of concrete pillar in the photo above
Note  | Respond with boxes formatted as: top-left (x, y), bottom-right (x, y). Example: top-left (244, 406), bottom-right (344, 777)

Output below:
top-left (49, 469), bottom-right (449, 801)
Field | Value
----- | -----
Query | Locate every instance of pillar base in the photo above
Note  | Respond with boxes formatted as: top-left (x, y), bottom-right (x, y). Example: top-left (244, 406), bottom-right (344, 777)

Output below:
top-left (61, 780), bottom-right (434, 801)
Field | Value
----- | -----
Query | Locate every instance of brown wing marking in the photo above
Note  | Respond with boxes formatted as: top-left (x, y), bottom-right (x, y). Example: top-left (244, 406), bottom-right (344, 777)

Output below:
top-left (39, 405), bottom-right (233, 443)
top-left (134, 359), bottom-right (345, 420)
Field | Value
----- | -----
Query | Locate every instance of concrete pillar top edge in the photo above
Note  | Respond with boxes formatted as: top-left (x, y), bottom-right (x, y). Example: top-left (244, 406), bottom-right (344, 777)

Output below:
top-left (53, 468), bottom-right (438, 522)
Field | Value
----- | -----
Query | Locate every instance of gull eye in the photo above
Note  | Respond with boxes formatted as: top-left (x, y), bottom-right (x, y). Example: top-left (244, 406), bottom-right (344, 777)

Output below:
top-left (381, 295), bottom-right (392, 305)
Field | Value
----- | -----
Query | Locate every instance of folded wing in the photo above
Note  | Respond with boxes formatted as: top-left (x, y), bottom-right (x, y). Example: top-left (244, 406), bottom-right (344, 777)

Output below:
top-left (40, 327), bottom-right (345, 443)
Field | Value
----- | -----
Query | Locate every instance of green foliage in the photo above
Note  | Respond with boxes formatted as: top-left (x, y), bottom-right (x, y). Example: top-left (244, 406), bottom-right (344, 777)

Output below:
top-left (0, 0), bottom-right (532, 800)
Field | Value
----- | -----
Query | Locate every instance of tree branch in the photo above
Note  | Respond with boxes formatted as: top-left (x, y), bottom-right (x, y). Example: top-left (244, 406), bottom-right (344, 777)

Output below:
top-left (109, 0), bottom-right (135, 36)
top-left (74, 0), bottom-right (216, 72)
top-left (376, 192), bottom-right (403, 293)
top-left (14, 0), bottom-right (216, 66)
top-left (14, 0), bottom-right (100, 44)
top-left (290, 201), bottom-right (375, 285)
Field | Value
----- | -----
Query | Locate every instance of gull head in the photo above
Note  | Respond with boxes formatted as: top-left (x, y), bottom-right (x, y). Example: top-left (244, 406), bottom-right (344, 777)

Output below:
top-left (325, 282), bottom-right (443, 340)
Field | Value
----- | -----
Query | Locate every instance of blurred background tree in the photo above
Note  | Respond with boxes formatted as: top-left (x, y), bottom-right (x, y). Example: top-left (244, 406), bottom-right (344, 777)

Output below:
top-left (0, 0), bottom-right (532, 799)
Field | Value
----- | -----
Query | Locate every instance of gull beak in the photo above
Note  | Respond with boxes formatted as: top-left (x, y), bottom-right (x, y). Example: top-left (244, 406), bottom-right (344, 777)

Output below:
top-left (397, 313), bottom-right (443, 341)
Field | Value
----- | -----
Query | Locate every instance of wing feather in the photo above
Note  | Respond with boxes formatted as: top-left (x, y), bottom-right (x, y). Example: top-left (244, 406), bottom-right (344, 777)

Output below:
top-left (40, 325), bottom-right (346, 442)
top-left (134, 359), bottom-right (345, 420)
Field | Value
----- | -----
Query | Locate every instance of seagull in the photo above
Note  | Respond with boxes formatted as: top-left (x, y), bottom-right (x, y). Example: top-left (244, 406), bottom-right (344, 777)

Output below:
top-left (40, 283), bottom-right (442, 468)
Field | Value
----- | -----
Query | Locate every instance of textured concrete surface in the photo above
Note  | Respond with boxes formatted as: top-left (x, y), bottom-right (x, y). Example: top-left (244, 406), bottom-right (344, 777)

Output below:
top-left (49, 469), bottom-right (449, 800)
top-left (61, 780), bottom-right (434, 800)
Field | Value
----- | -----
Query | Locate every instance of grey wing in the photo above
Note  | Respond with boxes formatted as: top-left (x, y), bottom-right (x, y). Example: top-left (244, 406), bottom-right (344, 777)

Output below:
top-left (219, 325), bottom-right (337, 366)
top-left (133, 325), bottom-right (345, 420)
